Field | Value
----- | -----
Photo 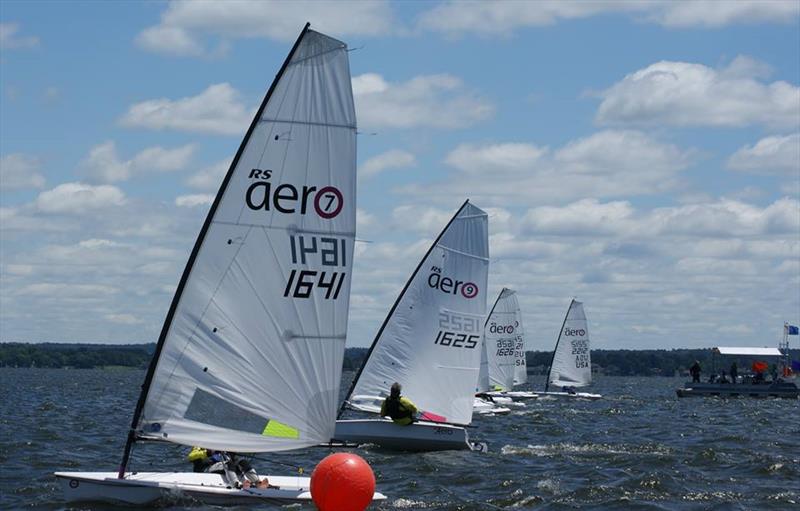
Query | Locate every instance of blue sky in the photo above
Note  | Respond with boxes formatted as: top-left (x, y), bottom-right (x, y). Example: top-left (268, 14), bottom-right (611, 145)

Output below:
top-left (1, 1), bottom-right (799, 350)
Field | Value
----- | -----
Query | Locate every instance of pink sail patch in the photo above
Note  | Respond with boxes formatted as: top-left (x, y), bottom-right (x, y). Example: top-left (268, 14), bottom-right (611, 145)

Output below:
top-left (419, 411), bottom-right (447, 423)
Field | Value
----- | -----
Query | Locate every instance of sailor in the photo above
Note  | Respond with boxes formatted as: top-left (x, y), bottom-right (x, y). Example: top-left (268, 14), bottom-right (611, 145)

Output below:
top-left (380, 382), bottom-right (418, 425)
top-left (729, 362), bottom-right (738, 384)
top-left (690, 361), bottom-right (701, 383)
top-left (187, 447), bottom-right (268, 489)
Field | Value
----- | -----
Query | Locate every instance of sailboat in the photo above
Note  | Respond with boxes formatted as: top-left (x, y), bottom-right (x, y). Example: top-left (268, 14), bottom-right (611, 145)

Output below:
top-left (334, 201), bottom-right (489, 451)
top-left (479, 288), bottom-right (538, 400)
top-left (537, 299), bottom-right (602, 400)
top-left (55, 24), bottom-right (385, 504)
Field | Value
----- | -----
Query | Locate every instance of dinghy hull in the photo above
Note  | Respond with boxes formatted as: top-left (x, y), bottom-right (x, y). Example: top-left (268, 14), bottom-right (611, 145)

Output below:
top-left (333, 419), bottom-right (476, 451)
top-left (535, 391), bottom-right (602, 400)
top-left (55, 471), bottom-right (385, 505)
top-left (484, 390), bottom-right (539, 400)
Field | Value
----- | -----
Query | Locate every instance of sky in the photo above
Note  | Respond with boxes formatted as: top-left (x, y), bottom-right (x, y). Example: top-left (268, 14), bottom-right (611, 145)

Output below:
top-left (1, 0), bottom-right (799, 351)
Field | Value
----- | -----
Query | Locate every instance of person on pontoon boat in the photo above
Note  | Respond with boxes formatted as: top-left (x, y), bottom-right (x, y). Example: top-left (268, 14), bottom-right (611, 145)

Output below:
top-left (380, 382), bottom-right (418, 425)
top-left (730, 362), bottom-right (738, 384)
top-left (187, 447), bottom-right (269, 489)
top-left (690, 361), bottom-right (701, 383)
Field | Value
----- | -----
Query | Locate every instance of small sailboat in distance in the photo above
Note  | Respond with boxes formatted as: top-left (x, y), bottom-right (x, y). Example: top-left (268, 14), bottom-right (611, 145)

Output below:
top-left (538, 299), bottom-right (602, 400)
top-left (480, 288), bottom-right (538, 400)
top-left (55, 24), bottom-right (385, 504)
top-left (335, 201), bottom-right (490, 451)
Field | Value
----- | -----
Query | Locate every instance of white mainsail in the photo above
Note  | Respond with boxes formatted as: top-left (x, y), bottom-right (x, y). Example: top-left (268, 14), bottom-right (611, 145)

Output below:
top-left (131, 28), bottom-right (356, 454)
top-left (483, 288), bottom-right (524, 391)
top-left (346, 202), bottom-right (489, 426)
top-left (546, 300), bottom-right (591, 389)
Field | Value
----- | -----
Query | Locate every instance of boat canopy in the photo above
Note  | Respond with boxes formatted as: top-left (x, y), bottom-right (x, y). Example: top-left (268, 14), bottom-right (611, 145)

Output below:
top-left (713, 347), bottom-right (782, 356)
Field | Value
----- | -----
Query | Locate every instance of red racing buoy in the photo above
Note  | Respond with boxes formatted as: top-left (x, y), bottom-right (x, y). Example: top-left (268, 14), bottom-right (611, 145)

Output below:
top-left (310, 453), bottom-right (375, 511)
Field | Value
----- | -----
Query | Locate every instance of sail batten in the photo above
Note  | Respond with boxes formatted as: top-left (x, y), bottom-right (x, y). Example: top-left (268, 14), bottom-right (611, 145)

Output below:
top-left (125, 27), bottom-right (356, 455)
top-left (346, 202), bottom-right (489, 426)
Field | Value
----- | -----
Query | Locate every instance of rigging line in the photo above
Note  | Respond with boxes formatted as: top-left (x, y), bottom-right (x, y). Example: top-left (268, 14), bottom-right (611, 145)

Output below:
top-left (148, 225), bottom-right (255, 415)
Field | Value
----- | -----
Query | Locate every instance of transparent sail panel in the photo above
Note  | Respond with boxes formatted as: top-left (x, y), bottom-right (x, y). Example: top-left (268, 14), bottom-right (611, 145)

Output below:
top-left (549, 301), bottom-right (591, 388)
top-left (350, 203), bottom-right (489, 426)
top-left (485, 288), bottom-right (524, 391)
top-left (137, 30), bottom-right (357, 452)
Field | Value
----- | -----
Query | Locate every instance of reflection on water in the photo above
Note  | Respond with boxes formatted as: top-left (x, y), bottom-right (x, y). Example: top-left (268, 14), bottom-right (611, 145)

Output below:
top-left (1, 368), bottom-right (798, 510)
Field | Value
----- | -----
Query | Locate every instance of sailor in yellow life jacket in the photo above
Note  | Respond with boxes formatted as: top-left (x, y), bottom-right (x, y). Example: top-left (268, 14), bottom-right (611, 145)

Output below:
top-left (380, 382), bottom-right (418, 425)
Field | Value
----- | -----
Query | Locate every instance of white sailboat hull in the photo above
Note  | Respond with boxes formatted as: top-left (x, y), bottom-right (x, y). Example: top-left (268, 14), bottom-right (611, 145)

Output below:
top-left (55, 471), bottom-right (385, 505)
top-left (472, 397), bottom-right (513, 415)
top-left (484, 390), bottom-right (539, 400)
top-left (333, 419), bottom-right (477, 451)
top-left (535, 391), bottom-right (602, 400)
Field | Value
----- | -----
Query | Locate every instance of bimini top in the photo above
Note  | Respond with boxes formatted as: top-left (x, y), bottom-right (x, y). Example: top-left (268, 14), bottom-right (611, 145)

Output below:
top-left (713, 347), bottom-right (782, 356)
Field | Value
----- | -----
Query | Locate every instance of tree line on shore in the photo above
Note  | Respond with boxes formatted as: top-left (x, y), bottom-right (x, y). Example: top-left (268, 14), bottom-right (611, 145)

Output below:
top-left (3, 342), bottom-right (794, 376)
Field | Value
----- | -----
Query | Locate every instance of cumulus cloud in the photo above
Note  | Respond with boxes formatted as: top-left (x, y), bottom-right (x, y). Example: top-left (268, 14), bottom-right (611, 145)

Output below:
top-left (360, 150), bottom-right (416, 178)
top-left (522, 199), bottom-right (635, 236)
top-left (405, 130), bottom-right (694, 204)
top-left (0, 154), bottom-right (46, 191)
top-left (175, 194), bottom-right (214, 207)
top-left (0, 22), bottom-right (39, 50)
top-left (353, 73), bottom-right (493, 129)
top-left (136, 25), bottom-right (205, 57)
top-left (120, 83), bottom-right (252, 135)
top-left (136, 0), bottom-right (394, 56)
top-left (596, 56), bottom-right (800, 129)
top-left (417, 1), bottom-right (799, 36)
top-left (727, 133), bottom-right (800, 175)
top-left (16, 283), bottom-right (119, 297)
top-left (83, 141), bottom-right (195, 182)
top-left (650, 197), bottom-right (800, 237)
top-left (35, 182), bottom-right (126, 214)
top-left (186, 159), bottom-right (230, 190)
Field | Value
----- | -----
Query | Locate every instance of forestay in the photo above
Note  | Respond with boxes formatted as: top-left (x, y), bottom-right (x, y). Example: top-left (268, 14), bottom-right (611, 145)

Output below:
top-left (348, 202), bottom-right (489, 426)
top-left (547, 300), bottom-right (591, 389)
top-left (482, 288), bottom-right (525, 391)
top-left (134, 29), bottom-right (357, 453)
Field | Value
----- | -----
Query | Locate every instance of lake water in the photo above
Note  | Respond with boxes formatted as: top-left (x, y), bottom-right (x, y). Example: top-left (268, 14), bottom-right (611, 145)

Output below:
top-left (1, 368), bottom-right (798, 510)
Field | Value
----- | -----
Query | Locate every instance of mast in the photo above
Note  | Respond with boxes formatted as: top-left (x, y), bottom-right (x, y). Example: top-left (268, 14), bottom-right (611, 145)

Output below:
top-left (117, 23), bottom-right (312, 479)
top-left (338, 199), bottom-right (471, 418)
top-left (545, 299), bottom-right (574, 392)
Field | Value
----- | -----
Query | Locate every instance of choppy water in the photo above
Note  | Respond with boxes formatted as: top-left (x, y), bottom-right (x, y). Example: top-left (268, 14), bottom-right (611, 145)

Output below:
top-left (1, 368), bottom-right (798, 510)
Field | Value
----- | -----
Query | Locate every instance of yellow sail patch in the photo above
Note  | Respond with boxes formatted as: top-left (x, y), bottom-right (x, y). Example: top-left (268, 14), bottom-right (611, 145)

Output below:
top-left (262, 420), bottom-right (299, 439)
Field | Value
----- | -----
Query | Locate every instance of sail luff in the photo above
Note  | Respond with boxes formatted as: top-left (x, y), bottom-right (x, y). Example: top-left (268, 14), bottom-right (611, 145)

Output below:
top-left (118, 24), bottom-right (312, 478)
top-left (339, 199), bottom-right (471, 417)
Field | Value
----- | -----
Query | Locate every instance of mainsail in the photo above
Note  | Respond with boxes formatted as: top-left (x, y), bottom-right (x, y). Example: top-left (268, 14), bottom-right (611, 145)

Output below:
top-left (344, 201), bottom-right (489, 426)
top-left (482, 288), bottom-right (524, 391)
top-left (120, 25), bottom-right (357, 468)
top-left (546, 300), bottom-right (591, 390)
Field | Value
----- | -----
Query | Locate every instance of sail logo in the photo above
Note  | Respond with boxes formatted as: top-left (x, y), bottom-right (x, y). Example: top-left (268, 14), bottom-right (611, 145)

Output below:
top-left (245, 168), bottom-right (344, 219)
top-left (427, 266), bottom-right (479, 299)
top-left (489, 320), bottom-right (519, 334)
top-left (564, 328), bottom-right (586, 337)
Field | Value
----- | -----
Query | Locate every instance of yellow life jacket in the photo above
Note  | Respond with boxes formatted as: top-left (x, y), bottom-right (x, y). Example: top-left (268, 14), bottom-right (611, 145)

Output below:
top-left (187, 446), bottom-right (208, 462)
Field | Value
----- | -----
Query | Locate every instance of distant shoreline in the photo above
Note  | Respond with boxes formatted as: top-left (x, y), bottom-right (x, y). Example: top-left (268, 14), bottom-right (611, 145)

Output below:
top-left (1, 342), bottom-right (795, 377)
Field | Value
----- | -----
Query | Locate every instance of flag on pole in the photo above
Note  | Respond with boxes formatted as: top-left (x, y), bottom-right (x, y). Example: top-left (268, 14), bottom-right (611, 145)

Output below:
top-left (786, 325), bottom-right (799, 335)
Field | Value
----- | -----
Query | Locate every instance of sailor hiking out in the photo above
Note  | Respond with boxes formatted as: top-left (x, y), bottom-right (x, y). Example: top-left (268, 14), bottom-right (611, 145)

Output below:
top-left (187, 447), bottom-right (269, 489)
top-left (380, 382), bottom-right (418, 425)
